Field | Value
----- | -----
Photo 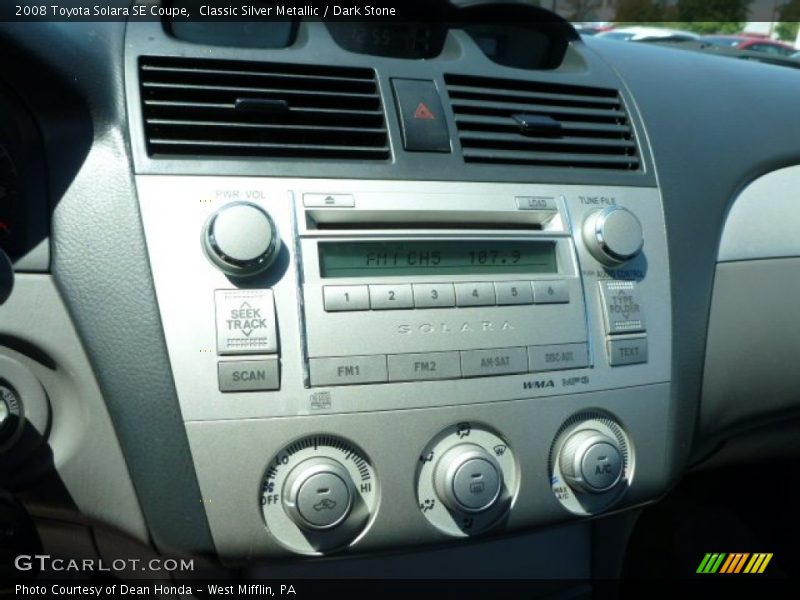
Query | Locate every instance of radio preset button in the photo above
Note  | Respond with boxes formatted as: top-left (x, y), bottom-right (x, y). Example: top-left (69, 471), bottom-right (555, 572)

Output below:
top-left (461, 348), bottom-right (528, 378)
top-left (309, 355), bottom-right (388, 386)
top-left (599, 280), bottom-right (646, 334)
top-left (455, 282), bottom-right (496, 307)
top-left (607, 336), bottom-right (648, 366)
top-left (323, 285), bottom-right (370, 312)
top-left (495, 281), bottom-right (533, 305)
top-left (387, 352), bottom-right (461, 382)
top-left (369, 284), bottom-right (414, 310)
top-left (532, 280), bottom-right (570, 304)
top-left (218, 358), bottom-right (279, 392)
top-left (413, 283), bottom-right (456, 308)
top-left (528, 343), bottom-right (590, 372)
top-left (215, 289), bottom-right (278, 355)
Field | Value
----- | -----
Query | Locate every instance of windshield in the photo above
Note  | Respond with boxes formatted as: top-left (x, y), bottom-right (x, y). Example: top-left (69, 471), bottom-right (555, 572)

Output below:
top-left (566, 0), bottom-right (799, 67)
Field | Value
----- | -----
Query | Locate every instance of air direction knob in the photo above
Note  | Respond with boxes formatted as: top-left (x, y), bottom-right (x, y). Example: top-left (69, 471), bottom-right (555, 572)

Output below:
top-left (202, 201), bottom-right (280, 277)
top-left (434, 444), bottom-right (503, 514)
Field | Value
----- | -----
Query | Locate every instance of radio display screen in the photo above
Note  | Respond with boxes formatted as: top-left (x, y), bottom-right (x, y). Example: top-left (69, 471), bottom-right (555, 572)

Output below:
top-left (318, 240), bottom-right (557, 278)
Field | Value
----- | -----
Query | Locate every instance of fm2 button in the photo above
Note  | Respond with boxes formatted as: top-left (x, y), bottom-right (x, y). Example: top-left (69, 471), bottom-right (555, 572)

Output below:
top-left (215, 289), bottom-right (278, 355)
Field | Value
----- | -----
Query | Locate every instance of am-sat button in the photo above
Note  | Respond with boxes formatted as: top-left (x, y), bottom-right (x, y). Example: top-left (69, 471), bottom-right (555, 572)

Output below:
top-left (461, 348), bottom-right (528, 377)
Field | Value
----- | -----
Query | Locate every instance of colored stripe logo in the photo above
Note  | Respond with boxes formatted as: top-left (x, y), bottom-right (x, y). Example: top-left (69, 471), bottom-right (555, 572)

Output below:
top-left (697, 553), bottom-right (773, 574)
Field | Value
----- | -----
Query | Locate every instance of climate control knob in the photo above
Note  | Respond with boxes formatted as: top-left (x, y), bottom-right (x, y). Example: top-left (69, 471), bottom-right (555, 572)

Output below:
top-left (434, 445), bottom-right (503, 514)
top-left (558, 429), bottom-right (623, 494)
top-left (261, 436), bottom-right (378, 555)
top-left (416, 423), bottom-right (518, 537)
top-left (550, 413), bottom-right (632, 515)
top-left (202, 201), bottom-right (280, 277)
top-left (582, 206), bottom-right (643, 267)
top-left (282, 458), bottom-right (354, 531)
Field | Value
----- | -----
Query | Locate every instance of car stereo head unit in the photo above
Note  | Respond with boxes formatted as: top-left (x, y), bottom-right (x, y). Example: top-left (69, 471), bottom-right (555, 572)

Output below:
top-left (136, 176), bottom-right (671, 559)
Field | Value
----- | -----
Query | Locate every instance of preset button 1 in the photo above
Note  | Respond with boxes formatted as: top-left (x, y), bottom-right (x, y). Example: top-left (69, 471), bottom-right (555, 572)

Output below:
top-left (323, 285), bottom-right (370, 312)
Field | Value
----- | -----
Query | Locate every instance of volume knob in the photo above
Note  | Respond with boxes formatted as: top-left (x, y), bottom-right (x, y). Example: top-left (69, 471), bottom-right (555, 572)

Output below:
top-left (202, 201), bottom-right (280, 277)
top-left (582, 206), bottom-right (643, 267)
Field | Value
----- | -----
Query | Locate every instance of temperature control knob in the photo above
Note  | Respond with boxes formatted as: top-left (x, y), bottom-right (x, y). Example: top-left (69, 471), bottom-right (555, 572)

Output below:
top-left (434, 445), bottom-right (503, 513)
top-left (202, 201), bottom-right (280, 277)
top-left (261, 436), bottom-right (378, 555)
top-left (558, 429), bottom-right (623, 494)
top-left (283, 458), bottom-right (354, 530)
top-left (582, 206), bottom-right (643, 267)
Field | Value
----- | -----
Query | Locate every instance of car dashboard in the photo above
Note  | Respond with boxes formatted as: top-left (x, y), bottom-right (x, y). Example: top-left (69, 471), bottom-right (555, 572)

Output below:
top-left (2, 0), bottom-right (800, 586)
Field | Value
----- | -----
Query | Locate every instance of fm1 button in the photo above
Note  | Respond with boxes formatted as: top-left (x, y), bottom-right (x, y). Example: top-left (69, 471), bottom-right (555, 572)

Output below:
top-left (581, 442), bottom-right (623, 493)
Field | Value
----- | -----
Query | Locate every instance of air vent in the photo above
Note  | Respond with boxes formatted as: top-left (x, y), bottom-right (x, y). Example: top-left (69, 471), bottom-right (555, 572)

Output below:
top-left (445, 74), bottom-right (640, 171)
top-left (139, 56), bottom-right (390, 160)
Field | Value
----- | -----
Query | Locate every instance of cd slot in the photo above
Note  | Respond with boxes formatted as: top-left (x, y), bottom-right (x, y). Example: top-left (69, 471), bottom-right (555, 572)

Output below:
top-left (312, 221), bottom-right (543, 231)
top-left (306, 209), bottom-right (555, 231)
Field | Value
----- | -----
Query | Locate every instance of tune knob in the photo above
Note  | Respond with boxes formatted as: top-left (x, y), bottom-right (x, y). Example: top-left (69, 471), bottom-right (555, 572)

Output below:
top-left (434, 444), bottom-right (503, 513)
top-left (202, 201), bottom-right (281, 277)
top-left (582, 206), bottom-right (643, 267)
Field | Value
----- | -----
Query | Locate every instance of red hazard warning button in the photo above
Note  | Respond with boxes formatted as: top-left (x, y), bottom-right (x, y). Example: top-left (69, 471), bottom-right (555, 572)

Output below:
top-left (414, 102), bottom-right (436, 120)
top-left (392, 78), bottom-right (451, 153)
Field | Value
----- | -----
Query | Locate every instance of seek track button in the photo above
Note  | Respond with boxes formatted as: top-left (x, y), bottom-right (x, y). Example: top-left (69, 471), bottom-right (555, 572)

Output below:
top-left (215, 289), bottom-right (278, 355)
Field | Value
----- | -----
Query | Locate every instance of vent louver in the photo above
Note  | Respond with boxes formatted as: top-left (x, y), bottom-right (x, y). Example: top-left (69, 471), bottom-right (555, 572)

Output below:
top-left (445, 74), bottom-right (640, 171)
top-left (140, 57), bottom-right (390, 160)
